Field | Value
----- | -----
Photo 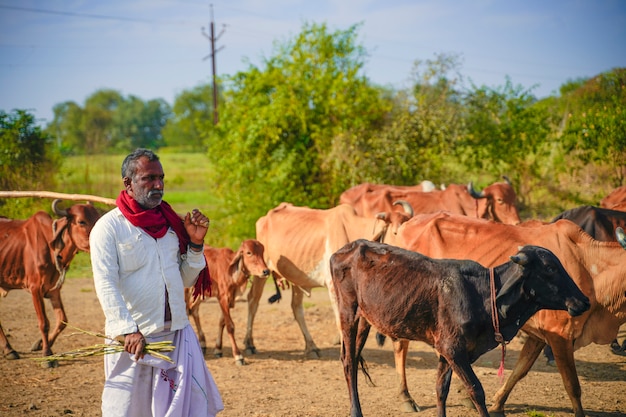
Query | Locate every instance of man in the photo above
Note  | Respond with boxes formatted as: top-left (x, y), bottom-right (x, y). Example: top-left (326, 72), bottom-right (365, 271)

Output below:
top-left (90, 148), bottom-right (223, 417)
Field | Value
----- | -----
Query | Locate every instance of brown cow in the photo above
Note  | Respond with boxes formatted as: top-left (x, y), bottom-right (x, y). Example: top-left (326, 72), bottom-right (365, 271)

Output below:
top-left (339, 180), bottom-right (437, 205)
top-left (339, 177), bottom-right (521, 225)
top-left (244, 203), bottom-right (410, 358)
top-left (610, 201), bottom-right (626, 211)
top-left (0, 200), bottom-right (101, 362)
top-left (600, 185), bottom-right (626, 210)
top-left (331, 239), bottom-right (589, 417)
top-left (185, 239), bottom-right (269, 365)
top-left (383, 212), bottom-right (626, 417)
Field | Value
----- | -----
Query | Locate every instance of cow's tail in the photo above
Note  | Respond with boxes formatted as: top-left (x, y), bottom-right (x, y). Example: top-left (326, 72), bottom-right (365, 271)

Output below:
top-left (375, 332), bottom-right (387, 347)
top-left (267, 275), bottom-right (282, 304)
top-left (358, 355), bottom-right (375, 387)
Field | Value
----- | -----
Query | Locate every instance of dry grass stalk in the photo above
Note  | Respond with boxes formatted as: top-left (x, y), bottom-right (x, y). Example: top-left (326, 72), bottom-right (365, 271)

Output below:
top-left (31, 323), bottom-right (175, 364)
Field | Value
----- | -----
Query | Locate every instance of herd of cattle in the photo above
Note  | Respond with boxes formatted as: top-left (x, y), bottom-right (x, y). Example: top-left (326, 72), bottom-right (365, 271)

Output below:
top-left (1, 179), bottom-right (626, 417)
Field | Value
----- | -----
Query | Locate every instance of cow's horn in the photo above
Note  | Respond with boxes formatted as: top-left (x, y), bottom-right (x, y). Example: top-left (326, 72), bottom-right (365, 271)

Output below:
top-left (52, 199), bottom-right (68, 217)
top-left (468, 182), bottom-right (485, 199)
top-left (510, 252), bottom-right (529, 266)
top-left (502, 175), bottom-right (511, 185)
top-left (393, 200), bottom-right (414, 217)
top-left (616, 227), bottom-right (626, 249)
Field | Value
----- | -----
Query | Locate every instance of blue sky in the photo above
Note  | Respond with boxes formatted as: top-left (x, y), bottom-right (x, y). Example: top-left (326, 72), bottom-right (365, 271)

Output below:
top-left (1, 0), bottom-right (625, 126)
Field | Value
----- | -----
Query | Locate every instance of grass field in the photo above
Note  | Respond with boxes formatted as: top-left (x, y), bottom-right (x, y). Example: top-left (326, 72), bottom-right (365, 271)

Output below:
top-left (57, 152), bottom-right (219, 212)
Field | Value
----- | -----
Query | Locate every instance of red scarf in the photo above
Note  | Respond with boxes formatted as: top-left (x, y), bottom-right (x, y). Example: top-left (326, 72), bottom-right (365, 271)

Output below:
top-left (116, 190), bottom-right (211, 299)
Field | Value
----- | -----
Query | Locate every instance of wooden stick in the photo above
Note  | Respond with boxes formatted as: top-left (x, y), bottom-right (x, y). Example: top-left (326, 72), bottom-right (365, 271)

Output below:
top-left (0, 191), bottom-right (117, 206)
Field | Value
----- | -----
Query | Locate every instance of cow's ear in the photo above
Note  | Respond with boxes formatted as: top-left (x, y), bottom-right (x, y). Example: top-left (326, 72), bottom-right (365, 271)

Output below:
top-left (51, 217), bottom-right (69, 250)
top-left (496, 274), bottom-right (525, 319)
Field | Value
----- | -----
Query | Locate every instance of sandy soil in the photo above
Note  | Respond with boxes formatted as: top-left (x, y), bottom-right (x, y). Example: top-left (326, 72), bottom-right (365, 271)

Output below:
top-left (1, 277), bottom-right (625, 417)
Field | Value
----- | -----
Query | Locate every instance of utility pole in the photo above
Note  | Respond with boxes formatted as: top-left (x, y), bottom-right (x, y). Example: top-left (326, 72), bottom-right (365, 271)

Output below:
top-left (202, 4), bottom-right (225, 125)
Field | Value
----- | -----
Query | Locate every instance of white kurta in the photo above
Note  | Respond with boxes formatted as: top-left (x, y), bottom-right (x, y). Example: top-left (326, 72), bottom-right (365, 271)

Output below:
top-left (91, 207), bottom-right (204, 338)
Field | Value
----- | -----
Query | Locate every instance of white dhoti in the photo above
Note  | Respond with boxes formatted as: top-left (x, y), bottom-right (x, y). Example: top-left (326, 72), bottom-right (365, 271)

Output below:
top-left (102, 324), bottom-right (224, 417)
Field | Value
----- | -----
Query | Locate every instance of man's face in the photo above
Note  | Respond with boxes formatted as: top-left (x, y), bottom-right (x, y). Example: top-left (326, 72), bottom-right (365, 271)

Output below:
top-left (124, 157), bottom-right (165, 209)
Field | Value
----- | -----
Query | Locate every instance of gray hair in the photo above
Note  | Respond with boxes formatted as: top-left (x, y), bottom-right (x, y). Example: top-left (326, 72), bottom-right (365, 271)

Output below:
top-left (121, 148), bottom-right (160, 179)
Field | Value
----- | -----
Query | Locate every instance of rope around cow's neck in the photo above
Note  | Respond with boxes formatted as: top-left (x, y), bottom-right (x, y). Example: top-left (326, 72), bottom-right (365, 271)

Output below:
top-left (490, 267), bottom-right (506, 383)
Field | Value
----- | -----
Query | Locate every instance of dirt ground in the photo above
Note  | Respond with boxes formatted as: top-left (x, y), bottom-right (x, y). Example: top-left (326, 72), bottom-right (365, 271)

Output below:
top-left (1, 277), bottom-right (625, 417)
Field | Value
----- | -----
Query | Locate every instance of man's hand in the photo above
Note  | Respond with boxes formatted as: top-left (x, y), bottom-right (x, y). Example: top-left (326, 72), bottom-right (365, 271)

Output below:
top-left (124, 331), bottom-right (146, 360)
top-left (184, 208), bottom-right (210, 246)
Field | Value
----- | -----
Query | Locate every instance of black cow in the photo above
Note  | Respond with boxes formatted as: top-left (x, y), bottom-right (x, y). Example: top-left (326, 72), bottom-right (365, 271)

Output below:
top-left (552, 205), bottom-right (626, 242)
top-left (330, 240), bottom-right (590, 417)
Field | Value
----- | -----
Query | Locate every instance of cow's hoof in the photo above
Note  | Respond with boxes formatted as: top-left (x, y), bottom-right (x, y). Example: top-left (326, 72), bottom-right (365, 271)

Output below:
top-left (4, 350), bottom-right (20, 360)
top-left (245, 346), bottom-right (257, 355)
top-left (40, 359), bottom-right (59, 368)
top-left (611, 348), bottom-right (626, 357)
top-left (488, 411), bottom-right (505, 417)
top-left (31, 340), bottom-right (43, 352)
top-left (306, 349), bottom-right (321, 359)
top-left (235, 357), bottom-right (246, 366)
top-left (214, 351), bottom-right (223, 358)
top-left (610, 340), bottom-right (626, 356)
top-left (546, 358), bottom-right (557, 366)
top-left (400, 400), bottom-right (420, 413)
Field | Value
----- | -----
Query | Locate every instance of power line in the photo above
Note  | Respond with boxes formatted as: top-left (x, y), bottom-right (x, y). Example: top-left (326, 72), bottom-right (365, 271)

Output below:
top-left (0, 4), bottom-right (192, 25)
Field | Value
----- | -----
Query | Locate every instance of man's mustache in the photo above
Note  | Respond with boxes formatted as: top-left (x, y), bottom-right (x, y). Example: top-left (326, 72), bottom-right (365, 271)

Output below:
top-left (148, 190), bottom-right (163, 198)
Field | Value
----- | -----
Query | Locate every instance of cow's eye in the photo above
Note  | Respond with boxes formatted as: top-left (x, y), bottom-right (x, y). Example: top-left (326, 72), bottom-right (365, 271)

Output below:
top-left (546, 265), bottom-right (555, 274)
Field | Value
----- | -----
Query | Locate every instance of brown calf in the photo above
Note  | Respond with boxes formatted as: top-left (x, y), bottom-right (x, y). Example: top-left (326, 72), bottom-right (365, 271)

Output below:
top-left (186, 239), bottom-right (269, 365)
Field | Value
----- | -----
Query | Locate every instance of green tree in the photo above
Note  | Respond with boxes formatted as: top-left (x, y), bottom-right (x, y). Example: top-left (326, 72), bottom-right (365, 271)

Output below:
top-left (0, 109), bottom-right (60, 214)
top-left (113, 96), bottom-right (171, 151)
top-left (162, 83), bottom-right (215, 151)
top-left (47, 90), bottom-right (172, 154)
top-left (562, 68), bottom-right (626, 187)
top-left (47, 101), bottom-right (84, 155)
top-left (461, 78), bottom-right (553, 209)
top-left (82, 89), bottom-right (124, 153)
top-left (367, 53), bottom-right (467, 184)
top-left (205, 22), bottom-right (389, 242)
